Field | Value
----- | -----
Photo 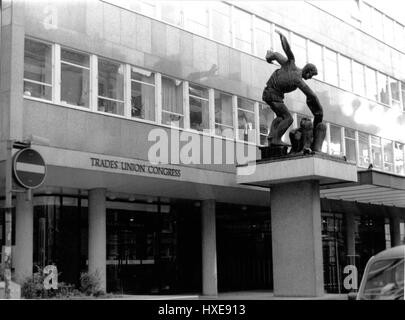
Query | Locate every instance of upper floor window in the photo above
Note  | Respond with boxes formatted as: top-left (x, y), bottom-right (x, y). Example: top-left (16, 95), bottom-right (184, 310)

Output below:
top-left (352, 61), bottom-right (365, 96)
top-left (113, 0), bottom-right (157, 17)
top-left (377, 72), bottom-right (389, 105)
top-left (259, 103), bottom-right (273, 146)
top-left (394, 142), bottom-right (404, 175)
top-left (161, 76), bottom-right (184, 128)
top-left (324, 48), bottom-right (338, 87)
top-left (24, 39), bottom-right (52, 101)
top-left (371, 135), bottom-right (382, 169)
top-left (233, 8), bottom-right (252, 53)
top-left (344, 128), bottom-right (356, 163)
top-left (389, 78), bottom-right (401, 110)
top-left (291, 33), bottom-right (307, 67)
top-left (382, 139), bottom-right (394, 172)
top-left (255, 17), bottom-right (271, 59)
top-left (211, 2), bottom-right (231, 45)
top-left (189, 83), bottom-right (209, 131)
top-left (329, 124), bottom-right (342, 156)
top-left (60, 48), bottom-right (90, 108)
top-left (131, 66), bottom-right (155, 121)
top-left (98, 58), bottom-right (125, 115)
top-left (160, 1), bottom-right (183, 27)
top-left (214, 91), bottom-right (233, 139)
top-left (183, 2), bottom-right (209, 37)
top-left (358, 132), bottom-right (370, 168)
top-left (365, 67), bottom-right (377, 101)
top-left (237, 97), bottom-right (255, 143)
top-left (308, 41), bottom-right (323, 81)
top-left (401, 82), bottom-right (405, 112)
top-left (339, 55), bottom-right (352, 91)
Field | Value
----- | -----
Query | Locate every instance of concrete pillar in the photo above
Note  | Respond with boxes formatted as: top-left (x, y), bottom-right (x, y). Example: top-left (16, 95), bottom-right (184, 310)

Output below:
top-left (14, 193), bottom-right (33, 283)
top-left (88, 188), bottom-right (106, 292)
top-left (201, 199), bottom-right (218, 296)
top-left (271, 180), bottom-right (324, 297)
top-left (390, 213), bottom-right (401, 247)
top-left (345, 210), bottom-right (356, 267)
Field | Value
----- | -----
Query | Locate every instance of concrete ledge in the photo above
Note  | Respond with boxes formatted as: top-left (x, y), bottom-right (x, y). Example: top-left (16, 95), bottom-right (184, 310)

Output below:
top-left (237, 154), bottom-right (358, 187)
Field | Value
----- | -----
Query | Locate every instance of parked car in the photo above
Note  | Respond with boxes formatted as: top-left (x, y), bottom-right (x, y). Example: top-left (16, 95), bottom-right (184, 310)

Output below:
top-left (352, 245), bottom-right (404, 300)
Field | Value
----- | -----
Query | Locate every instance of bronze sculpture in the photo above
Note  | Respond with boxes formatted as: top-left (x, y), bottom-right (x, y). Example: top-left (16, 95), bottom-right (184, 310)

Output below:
top-left (262, 31), bottom-right (326, 155)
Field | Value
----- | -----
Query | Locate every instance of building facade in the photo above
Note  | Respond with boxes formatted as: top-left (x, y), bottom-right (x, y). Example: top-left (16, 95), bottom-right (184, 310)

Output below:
top-left (1, 0), bottom-right (405, 296)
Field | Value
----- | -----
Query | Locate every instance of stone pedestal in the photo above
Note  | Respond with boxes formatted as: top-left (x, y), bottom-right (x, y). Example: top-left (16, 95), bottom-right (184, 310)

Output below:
top-left (237, 154), bottom-right (357, 297)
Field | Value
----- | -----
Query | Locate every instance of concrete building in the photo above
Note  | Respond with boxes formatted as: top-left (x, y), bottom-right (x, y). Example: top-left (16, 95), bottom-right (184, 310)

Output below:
top-left (0, 0), bottom-right (405, 297)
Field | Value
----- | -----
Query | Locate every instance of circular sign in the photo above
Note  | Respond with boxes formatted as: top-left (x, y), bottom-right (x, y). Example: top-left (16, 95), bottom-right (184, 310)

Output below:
top-left (13, 148), bottom-right (46, 189)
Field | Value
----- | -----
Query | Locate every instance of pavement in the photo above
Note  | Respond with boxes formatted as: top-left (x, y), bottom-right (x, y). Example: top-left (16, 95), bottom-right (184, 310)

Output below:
top-left (109, 290), bottom-right (348, 300)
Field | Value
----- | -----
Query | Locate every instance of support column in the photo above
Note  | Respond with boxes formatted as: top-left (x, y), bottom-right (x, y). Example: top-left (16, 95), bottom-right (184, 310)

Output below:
top-left (271, 180), bottom-right (324, 297)
top-left (201, 199), bottom-right (218, 296)
top-left (390, 212), bottom-right (401, 247)
top-left (345, 210), bottom-right (356, 267)
top-left (88, 188), bottom-right (106, 292)
top-left (14, 193), bottom-right (33, 283)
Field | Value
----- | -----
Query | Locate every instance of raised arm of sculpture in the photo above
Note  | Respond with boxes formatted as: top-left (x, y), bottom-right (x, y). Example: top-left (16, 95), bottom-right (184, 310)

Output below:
top-left (276, 30), bottom-right (295, 62)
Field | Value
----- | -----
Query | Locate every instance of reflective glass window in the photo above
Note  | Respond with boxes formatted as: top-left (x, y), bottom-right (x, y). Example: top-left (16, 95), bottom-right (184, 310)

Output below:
top-left (189, 84), bottom-right (209, 131)
top-left (161, 76), bottom-right (184, 128)
top-left (233, 8), bottom-right (252, 53)
top-left (131, 66), bottom-right (155, 121)
top-left (214, 91), bottom-right (234, 139)
top-left (324, 48), bottom-right (338, 86)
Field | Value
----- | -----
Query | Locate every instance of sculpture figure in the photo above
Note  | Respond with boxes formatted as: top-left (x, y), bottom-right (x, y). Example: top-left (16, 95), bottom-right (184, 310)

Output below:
top-left (262, 31), bottom-right (326, 154)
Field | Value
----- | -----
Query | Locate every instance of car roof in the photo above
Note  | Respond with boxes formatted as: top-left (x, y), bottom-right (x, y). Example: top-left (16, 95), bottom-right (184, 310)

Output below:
top-left (373, 245), bottom-right (405, 260)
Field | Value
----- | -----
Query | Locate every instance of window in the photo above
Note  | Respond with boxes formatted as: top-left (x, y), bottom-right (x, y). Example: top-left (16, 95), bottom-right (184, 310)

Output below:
top-left (382, 139), bottom-right (394, 172)
top-left (329, 124), bottom-right (342, 156)
top-left (389, 78), bottom-right (401, 110)
top-left (237, 97), bottom-right (256, 143)
top-left (214, 91), bottom-right (233, 138)
top-left (60, 48), bottom-right (90, 108)
top-left (324, 48), bottom-right (338, 86)
top-left (402, 82), bottom-right (405, 112)
top-left (394, 142), bottom-right (404, 175)
top-left (131, 66), bottom-right (155, 121)
top-left (307, 41), bottom-right (323, 81)
top-left (365, 67), bottom-right (377, 101)
top-left (372, 9), bottom-right (384, 39)
top-left (211, 2), bottom-right (231, 45)
top-left (394, 22), bottom-right (405, 51)
top-left (259, 103), bottom-right (274, 146)
top-left (255, 17), bottom-right (271, 59)
top-left (183, 2), bottom-right (209, 37)
top-left (98, 58), bottom-right (125, 115)
top-left (358, 132), bottom-right (370, 167)
top-left (116, 0), bottom-right (157, 17)
top-left (291, 33), bottom-right (307, 67)
top-left (233, 8), bottom-right (252, 53)
top-left (24, 39), bottom-right (52, 100)
top-left (189, 83), bottom-right (209, 131)
top-left (344, 128), bottom-right (356, 163)
top-left (352, 61), bottom-right (365, 96)
top-left (377, 72), bottom-right (389, 105)
top-left (383, 15), bottom-right (394, 45)
top-left (160, 1), bottom-right (183, 27)
top-left (339, 55), bottom-right (352, 91)
top-left (161, 76), bottom-right (184, 128)
top-left (371, 135), bottom-right (382, 169)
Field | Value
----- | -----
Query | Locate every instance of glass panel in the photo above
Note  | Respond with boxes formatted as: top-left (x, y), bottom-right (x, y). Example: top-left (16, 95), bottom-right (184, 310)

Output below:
top-left (383, 15), bottom-right (394, 45)
top-left (365, 67), bottom-right (378, 101)
top-left (307, 41), bottom-right (323, 81)
top-left (377, 72), bottom-right (389, 105)
top-left (98, 98), bottom-right (124, 115)
top-left (291, 33), bottom-right (307, 67)
top-left (23, 81), bottom-right (52, 100)
top-left (352, 61), bottom-right (365, 96)
top-left (394, 142), bottom-right (404, 175)
top-left (211, 2), bottom-right (231, 45)
top-left (259, 103), bottom-right (273, 136)
top-left (344, 128), bottom-right (356, 163)
top-left (61, 63), bottom-right (90, 107)
top-left (324, 48), bottom-right (338, 86)
top-left (233, 8), bottom-right (252, 53)
top-left (98, 59), bottom-right (124, 101)
top-left (402, 82), bottom-right (405, 112)
top-left (372, 9), bottom-right (384, 39)
top-left (131, 66), bottom-right (154, 84)
top-left (358, 132), bottom-right (370, 167)
top-left (160, 1), bottom-right (183, 27)
top-left (183, 2), bottom-right (208, 37)
top-left (371, 136), bottom-right (382, 169)
top-left (238, 109), bottom-right (255, 143)
top-left (161, 77), bottom-right (183, 116)
top-left (61, 48), bottom-right (89, 67)
top-left (214, 91), bottom-right (233, 127)
top-left (237, 97), bottom-right (255, 112)
top-left (339, 55), bottom-right (352, 91)
top-left (382, 139), bottom-right (394, 172)
top-left (24, 39), bottom-right (52, 100)
top-left (131, 81), bottom-right (155, 121)
top-left (330, 124), bottom-right (342, 156)
top-left (389, 78), bottom-right (400, 109)
top-left (215, 124), bottom-right (234, 139)
top-left (189, 96), bottom-right (209, 131)
top-left (255, 17), bottom-right (271, 59)
top-left (189, 84), bottom-right (208, 99)
top-left (162, 112), bottom-right (184, 128)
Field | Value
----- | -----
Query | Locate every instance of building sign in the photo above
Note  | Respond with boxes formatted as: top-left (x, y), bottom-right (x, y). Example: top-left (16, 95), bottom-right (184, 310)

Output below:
top-left (90, 157), bottom-right (181, 178)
